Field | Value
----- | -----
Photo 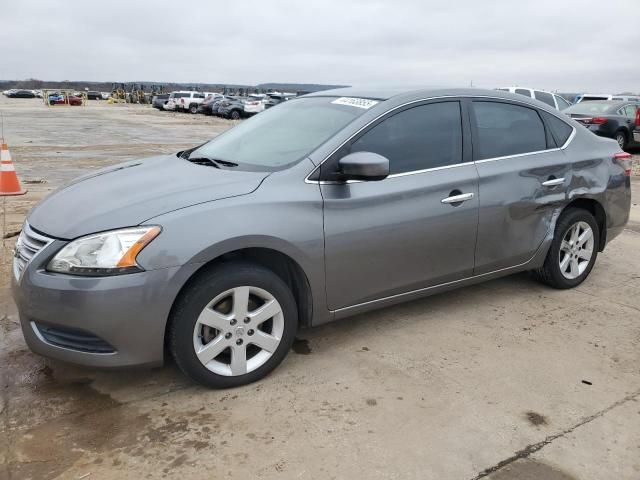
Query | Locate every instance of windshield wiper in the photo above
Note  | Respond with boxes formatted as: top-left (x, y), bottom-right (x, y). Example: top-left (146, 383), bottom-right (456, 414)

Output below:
top-left (184, 154), bottom-right (239, 168)
top-left (187, 157), bottom-right (221, 168)
top-left (181, 148), bottom-right (240, 167)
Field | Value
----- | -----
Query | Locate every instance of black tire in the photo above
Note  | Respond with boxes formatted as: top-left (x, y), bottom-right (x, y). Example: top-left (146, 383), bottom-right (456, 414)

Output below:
top-left (189, 103), bottom-right (198, 114)
top-left (230, 109), bottom-right (241, 120)
top-left (534, 208), bottom-right (599, 289)
top-left (169, 262), bottom-right (298, 388)
top-left (615, 131), bottom-right (627, 151)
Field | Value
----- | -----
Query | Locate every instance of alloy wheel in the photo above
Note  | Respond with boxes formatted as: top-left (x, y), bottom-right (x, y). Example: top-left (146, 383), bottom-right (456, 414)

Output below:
top-left (192, 286), bottom-right (284, 376)
top-left (616, 133), bottom-right (625, 149)
top-left (558, 221), bottom-right (594, 280)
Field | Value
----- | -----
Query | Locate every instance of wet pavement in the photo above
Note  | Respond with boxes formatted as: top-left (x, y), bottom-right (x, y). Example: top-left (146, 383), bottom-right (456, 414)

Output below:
top-left (1, 97), bottom-right (640, 479)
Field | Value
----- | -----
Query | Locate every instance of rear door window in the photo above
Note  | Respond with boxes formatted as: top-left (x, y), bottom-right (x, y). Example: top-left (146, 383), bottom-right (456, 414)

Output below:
top-left (471, 101), bottom-right (547, 160)
top-left (515, 89), bottom-right (532, 98)
top-left (534, 91), bottom-right (556, 108)
top-left (348, 101), bottom-right (463, 174)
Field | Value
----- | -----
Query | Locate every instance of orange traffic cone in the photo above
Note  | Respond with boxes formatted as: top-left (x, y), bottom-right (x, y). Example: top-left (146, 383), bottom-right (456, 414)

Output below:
top-left (0, 142), bottom-right (26, 196)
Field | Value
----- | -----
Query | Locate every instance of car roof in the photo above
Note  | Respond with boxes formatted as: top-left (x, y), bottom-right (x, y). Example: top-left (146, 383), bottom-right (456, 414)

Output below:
top-left (574, 100), bottom-right (632, 106)
top-left (304, 86), bottom-right (549, 104)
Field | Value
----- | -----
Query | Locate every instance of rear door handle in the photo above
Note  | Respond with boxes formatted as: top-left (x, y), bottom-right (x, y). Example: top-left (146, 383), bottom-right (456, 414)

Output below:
top-left (441, 192), bottom-right (474, 204)
top-left (542, 177), bottom-right (565, 187)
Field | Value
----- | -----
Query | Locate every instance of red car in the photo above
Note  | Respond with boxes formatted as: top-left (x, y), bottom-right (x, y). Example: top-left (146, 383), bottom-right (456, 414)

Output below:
top-left (49, 94), bottom-right (83, 106)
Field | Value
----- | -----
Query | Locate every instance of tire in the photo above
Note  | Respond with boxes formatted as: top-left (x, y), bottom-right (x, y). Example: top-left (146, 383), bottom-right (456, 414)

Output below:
top-left (615, 131), bottom-right (627, 150)
top-left (230, 110), bottom-right (241, 120)
top-left (534, 208), bottom-right (599, 289)
top-left (169, 262), bottom-right (298, 388)
top-left (189, 103), bottom-right (198, 114)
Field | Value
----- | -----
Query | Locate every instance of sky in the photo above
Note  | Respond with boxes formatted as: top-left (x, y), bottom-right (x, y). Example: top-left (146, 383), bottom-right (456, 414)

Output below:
top-left (1, 0), bottom-right (638, 93)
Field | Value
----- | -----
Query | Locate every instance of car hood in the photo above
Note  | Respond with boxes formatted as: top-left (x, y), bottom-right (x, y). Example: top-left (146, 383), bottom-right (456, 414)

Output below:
top-left (28, 154), bottom-right (268, 239)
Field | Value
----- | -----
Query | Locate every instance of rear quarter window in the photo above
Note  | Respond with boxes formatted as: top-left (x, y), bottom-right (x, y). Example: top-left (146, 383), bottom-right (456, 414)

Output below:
top-left (540, 111), bottom-right (573, 147)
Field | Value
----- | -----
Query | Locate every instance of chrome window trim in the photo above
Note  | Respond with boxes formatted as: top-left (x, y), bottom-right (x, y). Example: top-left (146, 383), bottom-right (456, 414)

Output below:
top-left (304, 94), bottom-right (576, 185)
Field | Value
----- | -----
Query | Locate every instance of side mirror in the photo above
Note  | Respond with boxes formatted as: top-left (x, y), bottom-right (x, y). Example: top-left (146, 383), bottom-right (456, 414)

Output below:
top-left (338, 152), bottom-right (389, 181)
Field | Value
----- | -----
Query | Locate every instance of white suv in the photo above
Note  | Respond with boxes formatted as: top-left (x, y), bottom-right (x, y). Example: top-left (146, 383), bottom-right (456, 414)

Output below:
top-left (498, 87), bottom-right (571, 110)
top-left (164, 91), bottom-right (213, 113)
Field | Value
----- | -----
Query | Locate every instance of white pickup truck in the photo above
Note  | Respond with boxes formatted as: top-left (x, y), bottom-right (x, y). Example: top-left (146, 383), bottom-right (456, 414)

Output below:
top-left (164, 91), bottom-right (213, 114)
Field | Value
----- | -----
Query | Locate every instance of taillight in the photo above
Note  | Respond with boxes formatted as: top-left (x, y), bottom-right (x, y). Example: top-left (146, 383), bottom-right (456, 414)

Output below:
top-left (636, 108), bottom-right (640, 127)
top-left (613, 152), bottom-right (632, 177)
top-left (180, 98), bottom-right (185, 104)
top-left (590, 117), bottom-right (608, 125)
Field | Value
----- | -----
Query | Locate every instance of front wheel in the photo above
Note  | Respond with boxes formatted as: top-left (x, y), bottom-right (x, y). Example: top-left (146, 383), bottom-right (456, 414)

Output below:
top-left (170, 262), bottom-right (298, 388)
top-left (189, 103), bottom-right (198, 114)
top-left (230, 110), bottom-right (241, 120)
top-left (534, 208), bottom-right (599, 289)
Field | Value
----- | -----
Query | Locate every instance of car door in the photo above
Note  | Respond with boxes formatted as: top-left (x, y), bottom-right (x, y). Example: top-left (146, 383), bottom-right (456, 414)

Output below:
top-left (470, 99), bottom-right (573, 274)
top-left (319, 100), bottom-right (479, 310)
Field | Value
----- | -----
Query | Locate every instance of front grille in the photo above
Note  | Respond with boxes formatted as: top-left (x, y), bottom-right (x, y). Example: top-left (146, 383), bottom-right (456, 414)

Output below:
top-left (33, 322), bottom-right (116, 353)
top-left (13, 222), bottom-right (53, 281)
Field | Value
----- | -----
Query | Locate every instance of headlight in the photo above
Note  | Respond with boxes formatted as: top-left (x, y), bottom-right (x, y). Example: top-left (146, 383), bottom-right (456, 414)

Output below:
top-left (47, 226), bottom-right (161, 276)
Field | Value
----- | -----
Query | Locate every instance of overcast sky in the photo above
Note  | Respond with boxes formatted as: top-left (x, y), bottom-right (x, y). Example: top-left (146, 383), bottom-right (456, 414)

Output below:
top-left (1, 0), bottom-right (638, 93)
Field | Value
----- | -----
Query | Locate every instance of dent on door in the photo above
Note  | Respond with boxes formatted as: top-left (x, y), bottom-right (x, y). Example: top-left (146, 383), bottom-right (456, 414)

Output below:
top-left (474, 152), bottom-right (571, 274)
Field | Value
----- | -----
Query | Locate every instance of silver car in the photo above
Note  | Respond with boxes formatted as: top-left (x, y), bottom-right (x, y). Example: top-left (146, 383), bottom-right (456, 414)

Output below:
top-left (12, 88), bottom-right (632, 388)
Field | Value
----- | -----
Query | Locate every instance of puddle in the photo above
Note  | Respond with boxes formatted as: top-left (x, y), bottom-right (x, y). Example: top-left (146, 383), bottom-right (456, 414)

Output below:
top-left (292, 338), bottom-right (311, 355)
top-left (525, 411), bottom-right (548, 426)
top-left (485, 459), bottom-right (578, 480)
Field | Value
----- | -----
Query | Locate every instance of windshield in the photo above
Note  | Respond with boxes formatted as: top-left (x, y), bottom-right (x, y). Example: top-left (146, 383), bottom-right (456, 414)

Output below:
top-left (189, 97), bottom-right (370, 170)
top-left (565, 103), bottom-right (613, 114)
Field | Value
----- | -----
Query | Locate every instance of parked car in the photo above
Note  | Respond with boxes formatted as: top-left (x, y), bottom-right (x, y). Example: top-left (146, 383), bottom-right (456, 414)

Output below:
top-left (265, 92), bottom-right (297, 108)
top-left (48, 94), bottom-right (83, 106)
top-left (209, 97), bottom-right (228, 116)
top-left (152, 93), bottom-right (170, 110)
top-left (11, 88), bottom-right (631, 388)
top-left (100, 92), bottom-right (111, 100)
top-left (563, 100), bottom-right (640, 150)
top-left (197, 94), bottom-right (225, 114)
top-left (575, 93), bottom-right (640, 103)
top-left (497, 87), bottom-right (571, 110)
top-left (7, 89), bottom-right (36, 98)
top-left (218, 95), bottom-right (265, 119)
top-left (86, 91), bottom-right (102, 100)
top-left (164, 91), bottom-right (211, 114)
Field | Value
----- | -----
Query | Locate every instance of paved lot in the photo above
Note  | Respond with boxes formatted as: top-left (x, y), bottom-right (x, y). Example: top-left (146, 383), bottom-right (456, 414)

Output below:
top-left (1, 97), bottom-right (639, 480)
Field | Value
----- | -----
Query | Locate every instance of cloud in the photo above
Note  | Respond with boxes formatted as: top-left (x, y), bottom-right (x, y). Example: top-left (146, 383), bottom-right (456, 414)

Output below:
top-left (1, 0), bottom-right (638, 92)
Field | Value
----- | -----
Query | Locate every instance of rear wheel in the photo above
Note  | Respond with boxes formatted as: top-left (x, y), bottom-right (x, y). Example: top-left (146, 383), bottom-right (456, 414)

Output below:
top-left (534, 208), bottom-right (599, 289)
top-left (230, 110), bottom-right (241, 120)
top-left (170, 262), bottom-right (298, 388)
top-left (615, 131), bottom-right (627, 150)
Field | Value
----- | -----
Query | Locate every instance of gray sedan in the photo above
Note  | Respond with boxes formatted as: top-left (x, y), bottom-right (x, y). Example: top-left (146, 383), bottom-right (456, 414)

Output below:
top-left (12, 88), bottom-right (631, 388)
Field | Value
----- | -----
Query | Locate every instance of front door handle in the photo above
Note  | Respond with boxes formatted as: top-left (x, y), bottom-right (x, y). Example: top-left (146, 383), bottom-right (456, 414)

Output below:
top-left (542, 177), bottom-right (565, 187)
top-left (441, 192), bottom-right (474, 204)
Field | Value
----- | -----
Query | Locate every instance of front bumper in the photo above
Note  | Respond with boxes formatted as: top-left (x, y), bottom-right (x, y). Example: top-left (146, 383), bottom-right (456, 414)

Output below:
top-left (11, 240), bottom-right (198, 368)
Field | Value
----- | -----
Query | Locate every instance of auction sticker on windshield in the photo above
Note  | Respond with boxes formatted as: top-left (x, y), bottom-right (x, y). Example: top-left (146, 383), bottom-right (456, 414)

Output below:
top-left (331, 97), bottom-right (379, 109)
